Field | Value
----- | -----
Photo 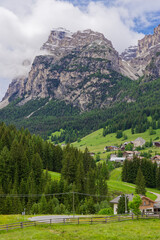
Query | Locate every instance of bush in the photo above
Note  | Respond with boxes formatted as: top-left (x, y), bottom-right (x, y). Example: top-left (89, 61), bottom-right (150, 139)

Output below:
top-left (98, 207), bottom-right (113, 215)
top-left (116, 130), bottom-right (123, 139)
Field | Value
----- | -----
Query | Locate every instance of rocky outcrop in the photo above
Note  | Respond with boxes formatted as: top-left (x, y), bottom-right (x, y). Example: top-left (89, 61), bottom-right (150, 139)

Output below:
top-left (2, 25), bottom-right (160, 110)
top-left (2, 28), bottom-right (135, 111)
top-left (121, 24), bottom-right (160, 81)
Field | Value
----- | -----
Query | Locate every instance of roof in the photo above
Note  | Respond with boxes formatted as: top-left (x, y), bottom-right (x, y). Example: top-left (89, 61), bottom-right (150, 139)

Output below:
top-left (110, 194), bottom-right (134, 204)
top-left (110, 157), bottom-right (126, 162)
top-left (110, 194), bottom-right (154, 204)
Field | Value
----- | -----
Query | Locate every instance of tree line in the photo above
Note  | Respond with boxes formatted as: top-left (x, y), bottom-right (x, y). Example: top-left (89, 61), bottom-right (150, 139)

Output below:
top-left (0, 122), bottom-right (109, 214)
top-left (121, 156), bottom-right (160, 189)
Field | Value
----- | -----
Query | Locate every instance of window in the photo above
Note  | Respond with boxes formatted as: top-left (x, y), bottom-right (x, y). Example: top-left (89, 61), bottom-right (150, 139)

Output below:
top-left (144, 201), bottom-right (146, 206)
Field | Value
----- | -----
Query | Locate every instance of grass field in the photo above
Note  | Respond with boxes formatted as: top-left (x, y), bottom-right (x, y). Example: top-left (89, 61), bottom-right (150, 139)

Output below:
top-left (108, 168), bottom-right (159, 201)
top-left (72, 128), bottom-right (160, 160)
top-left (0, 219), bottom-right (160, 239)
top-left (44, 170), bottom-right (61, 181)
top-left (0, 215), bottom-right (30, 225)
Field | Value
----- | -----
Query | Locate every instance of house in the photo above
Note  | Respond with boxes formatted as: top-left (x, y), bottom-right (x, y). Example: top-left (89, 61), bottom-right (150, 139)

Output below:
top-left (104, 146), bottom-right (119, 151)
top-left (153, 142), bottom-right (160, 147)
top-left (120, 142), bottom-right (134, 150)
top-left (110, 194), bottom-right (155, 215)
top-left (151, 155), bottom-right (160, 165)
top-left (123, 151), bottom-right (140, 160)
top-left (110, 154), bottom-right (126, 163)
top-left (89, 152), bottom-right (95, 157)
top-left (132, 137), bottom-right (146, 148)
top-left (154, 202), bottom-right (160, 213)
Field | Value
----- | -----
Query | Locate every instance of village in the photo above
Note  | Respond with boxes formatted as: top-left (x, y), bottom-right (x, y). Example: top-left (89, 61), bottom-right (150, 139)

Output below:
top-left (102, 137), bottom-right (160, 166)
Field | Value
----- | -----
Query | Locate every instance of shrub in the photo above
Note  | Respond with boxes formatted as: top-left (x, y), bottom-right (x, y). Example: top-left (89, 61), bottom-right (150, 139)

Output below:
top-left (98, 207), bottom-right (113, 215)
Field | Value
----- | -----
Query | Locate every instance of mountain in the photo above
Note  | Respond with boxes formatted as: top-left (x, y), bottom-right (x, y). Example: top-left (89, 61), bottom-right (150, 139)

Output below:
top-left (1, 28), bottom-right (137, 111)
top-left (1, 25), bottom-right (160, 139)
top-left (122, 24), bottom-right (160, 81)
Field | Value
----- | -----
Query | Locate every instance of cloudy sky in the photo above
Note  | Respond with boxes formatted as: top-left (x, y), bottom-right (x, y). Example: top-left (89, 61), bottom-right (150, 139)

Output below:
top-left (0, 0), bottom-right (160, 100)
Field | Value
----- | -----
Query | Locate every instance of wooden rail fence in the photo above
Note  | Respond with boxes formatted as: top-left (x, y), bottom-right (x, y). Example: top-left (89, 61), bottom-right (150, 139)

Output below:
top-left (0, 213), bottom-right (160, 231)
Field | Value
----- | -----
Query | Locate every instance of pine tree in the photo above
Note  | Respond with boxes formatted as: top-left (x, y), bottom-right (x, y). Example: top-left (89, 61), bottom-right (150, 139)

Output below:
top-left (156, 167), bottom-right (160, 190)
top-left (135, 168), bottom-right (146, 195)
top-left (117, 194), bottom-right (129, 214)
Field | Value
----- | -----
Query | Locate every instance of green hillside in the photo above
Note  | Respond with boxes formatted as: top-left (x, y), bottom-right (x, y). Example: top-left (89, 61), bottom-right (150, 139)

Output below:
top-left (72, 128), bottom-right (160, 159)
top-left (108, 168), bottom-right (160, 201)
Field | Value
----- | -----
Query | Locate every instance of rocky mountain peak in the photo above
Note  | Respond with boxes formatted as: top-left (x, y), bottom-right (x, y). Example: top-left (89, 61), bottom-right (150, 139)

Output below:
top-left (2, 26), bottom-right (160, 111)
top-left (137, 24), bottom-right (160, 56)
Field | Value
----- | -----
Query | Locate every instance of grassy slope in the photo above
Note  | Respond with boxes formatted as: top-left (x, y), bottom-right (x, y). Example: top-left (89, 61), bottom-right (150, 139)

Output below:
top-left (48, 171), bottom-right (61, 180)
top-left (72, 128), bottom-right (160, 159)
top-left (108, 168), bottom-right (160, 201)
top-left (44, 170), bottom-right (61, 181)
top-left (0, 220), bottom-right (160, 239)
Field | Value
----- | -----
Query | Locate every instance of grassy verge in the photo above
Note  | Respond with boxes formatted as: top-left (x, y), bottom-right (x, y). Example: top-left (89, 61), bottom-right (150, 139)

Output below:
top-left (0, 219), bottom-right (160, 239)
top-left (0, 215), bottom-right (30, 224)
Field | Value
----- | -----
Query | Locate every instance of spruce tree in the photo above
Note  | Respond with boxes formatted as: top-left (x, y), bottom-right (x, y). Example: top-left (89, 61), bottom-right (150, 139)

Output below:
top-left (156, 167), bottom-right (160, 190)
top-left (135, 168), bottom-right (146, 196)
top-left (117, 194), bottom-right (129, 214)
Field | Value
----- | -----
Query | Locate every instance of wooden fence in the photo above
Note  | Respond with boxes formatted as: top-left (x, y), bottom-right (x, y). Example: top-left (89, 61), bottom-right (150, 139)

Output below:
top-left (0, 213), bottom-right (160, 231)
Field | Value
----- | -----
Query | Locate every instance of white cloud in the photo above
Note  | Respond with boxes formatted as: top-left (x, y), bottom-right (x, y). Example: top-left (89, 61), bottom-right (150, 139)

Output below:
top-left (0, 0), bottom-right (159, 100)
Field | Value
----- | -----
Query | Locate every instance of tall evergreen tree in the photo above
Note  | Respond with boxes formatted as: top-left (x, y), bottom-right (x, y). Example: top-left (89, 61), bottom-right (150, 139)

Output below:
top-left (117, 194), bottom-right (129, 214)
top-left (135, 168), bottom-right (146, 196)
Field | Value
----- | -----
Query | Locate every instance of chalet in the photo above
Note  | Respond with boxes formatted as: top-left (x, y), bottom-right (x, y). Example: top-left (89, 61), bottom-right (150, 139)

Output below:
top-left (110, 154), bottom-right (126, 163)
top-left (154, 202), bottom-right (160, 213)
top-left (89, 152), bottom-right (95, 157)
top-left (132, 137), bottom-right (146, 148)
top-left (151, 155), bottom-right (160, 165)
top-left (153, 142), bottom-right (160, 147)
top-left (104, 146), bottom-right (119, 151)
top-left (123, 151), bottom-right (140, 160)
top-left (110, 194), bottom-right (155, 215)
top-left (120, 142), bottom-right (133, 150)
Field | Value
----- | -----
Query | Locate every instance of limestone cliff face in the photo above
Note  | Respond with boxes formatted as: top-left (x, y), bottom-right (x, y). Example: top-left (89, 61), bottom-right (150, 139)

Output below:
top-left (2, 26), bottom-right (160, 111)
top-left (122, 24), bottom-right (160, 81)
top-left (3, 28), bottom-right (131, 111)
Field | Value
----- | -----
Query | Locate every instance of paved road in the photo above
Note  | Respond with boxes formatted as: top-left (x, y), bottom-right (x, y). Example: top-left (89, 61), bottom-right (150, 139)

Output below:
top-left (149, 192), bottom-right (160, 202)
top-left (29, 215), bottom-right (86, 223)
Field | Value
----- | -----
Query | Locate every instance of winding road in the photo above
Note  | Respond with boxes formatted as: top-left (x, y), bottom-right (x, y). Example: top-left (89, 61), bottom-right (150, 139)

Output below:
top-left (123, 183), bottom-right (160, 202)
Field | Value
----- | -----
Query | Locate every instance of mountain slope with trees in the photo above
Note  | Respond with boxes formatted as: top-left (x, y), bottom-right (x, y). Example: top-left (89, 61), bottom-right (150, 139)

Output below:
top-left (0, 123), bottom-right (109, 214)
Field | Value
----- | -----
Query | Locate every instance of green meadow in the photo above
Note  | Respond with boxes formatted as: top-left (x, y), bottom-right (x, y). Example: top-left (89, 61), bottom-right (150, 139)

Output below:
top-left (0, 219), bottom-right (160, 240)
top-left (72, 128), bottom-right (160, 159)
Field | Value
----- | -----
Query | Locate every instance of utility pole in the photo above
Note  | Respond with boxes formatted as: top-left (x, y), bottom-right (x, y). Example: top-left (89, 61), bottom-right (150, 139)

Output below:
top-left (73, 191), bottom-right (75, 217)
top-left (125, 195), bottom-right (127, 214)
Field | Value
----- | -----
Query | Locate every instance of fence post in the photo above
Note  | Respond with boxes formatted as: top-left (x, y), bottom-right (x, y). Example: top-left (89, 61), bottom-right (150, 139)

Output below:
top-left (132, 213), bottom-right (134, 220)
top-left (34, 221), bottom-right (36, 226)
top-left (91, 218), bottom-right (93, 225)
top-left (21, 222), bottom-right (23, 229)
top-left (50, 219), bottom-right (52, 225)
top-left (118, 215), bottom-right (120, 221)
top-left (6, 224), bottom-right (8, 231)
top-left (78, 218), bottom-right (79, 225)
top-left (63, 218), bottom-right (66, 225)
top-left (105, 217), bottom-right (107, 223)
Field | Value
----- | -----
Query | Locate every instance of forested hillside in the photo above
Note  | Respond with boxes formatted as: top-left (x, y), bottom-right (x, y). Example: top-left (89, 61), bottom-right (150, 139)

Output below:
top-left (0, 123), bottom-right (109, 214)
top-left (1, 78), bottom-right (160, 142)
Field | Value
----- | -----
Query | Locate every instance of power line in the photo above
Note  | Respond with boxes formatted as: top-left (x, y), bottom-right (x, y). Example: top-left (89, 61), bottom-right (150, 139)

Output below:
top-left (0, 191), bottom-right (107, 198)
